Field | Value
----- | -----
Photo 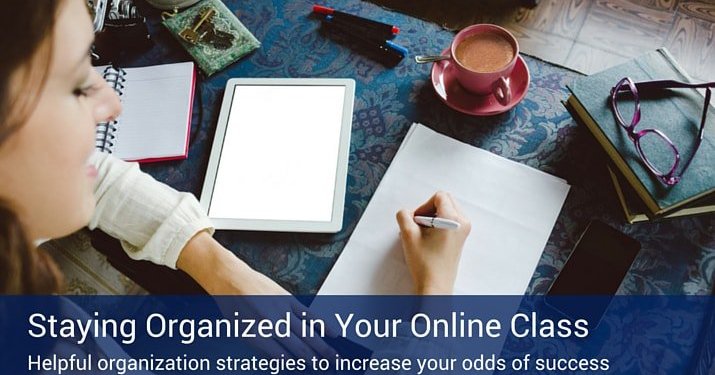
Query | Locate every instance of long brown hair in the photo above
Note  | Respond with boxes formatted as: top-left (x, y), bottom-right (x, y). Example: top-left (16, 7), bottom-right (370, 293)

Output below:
top-left (0, 0), bottom-right (65, 293)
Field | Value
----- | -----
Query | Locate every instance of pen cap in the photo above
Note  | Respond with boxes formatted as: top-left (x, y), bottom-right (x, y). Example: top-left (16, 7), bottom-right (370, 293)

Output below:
top-left (313, 5), bottom-right (334, 15)
top-left (385, 41), bottom-right (408, 57)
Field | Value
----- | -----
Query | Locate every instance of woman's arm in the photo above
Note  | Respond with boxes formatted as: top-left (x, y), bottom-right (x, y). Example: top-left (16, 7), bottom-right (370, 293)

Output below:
top-left (176, 231), bottom-right (288, 295)
top-left (88, 152), bottom-right (287, 294)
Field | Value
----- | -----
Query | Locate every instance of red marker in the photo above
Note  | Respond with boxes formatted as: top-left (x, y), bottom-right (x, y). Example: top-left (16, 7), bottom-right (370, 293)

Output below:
top-left (313, 5), bottom-right (399, 38)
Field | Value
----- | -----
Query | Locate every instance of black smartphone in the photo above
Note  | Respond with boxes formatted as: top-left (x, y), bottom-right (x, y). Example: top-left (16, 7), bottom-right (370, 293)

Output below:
top-left (546, 220), bottom-right (640, 324)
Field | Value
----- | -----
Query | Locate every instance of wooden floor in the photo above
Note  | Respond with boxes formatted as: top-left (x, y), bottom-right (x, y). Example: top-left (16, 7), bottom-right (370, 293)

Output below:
top-left (370, 0), bottom-right (715, 81)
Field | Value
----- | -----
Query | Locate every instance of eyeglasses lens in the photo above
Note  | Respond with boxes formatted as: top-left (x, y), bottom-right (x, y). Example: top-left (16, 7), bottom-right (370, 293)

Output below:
top-left (613, 83), bottom-right (638, 128)
top-left (636, 130), bottom-right (677, 176)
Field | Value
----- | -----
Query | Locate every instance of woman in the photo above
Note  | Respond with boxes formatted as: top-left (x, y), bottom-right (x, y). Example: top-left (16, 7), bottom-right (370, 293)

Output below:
top-left (0, 0), bottom-right (470, 296)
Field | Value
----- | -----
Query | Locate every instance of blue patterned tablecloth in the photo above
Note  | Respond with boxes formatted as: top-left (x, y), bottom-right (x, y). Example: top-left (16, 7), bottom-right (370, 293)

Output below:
top-left (126, 0), bottom-right (714, 295)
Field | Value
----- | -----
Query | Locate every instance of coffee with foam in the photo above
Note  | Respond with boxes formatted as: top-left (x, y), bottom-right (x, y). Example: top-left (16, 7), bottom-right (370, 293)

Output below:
top-left (455, 32), bottom-right (515, 73)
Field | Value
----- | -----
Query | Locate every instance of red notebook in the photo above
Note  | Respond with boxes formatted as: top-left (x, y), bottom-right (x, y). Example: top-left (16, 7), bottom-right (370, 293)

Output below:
top-left (95, 61), bottom-right (196, 163)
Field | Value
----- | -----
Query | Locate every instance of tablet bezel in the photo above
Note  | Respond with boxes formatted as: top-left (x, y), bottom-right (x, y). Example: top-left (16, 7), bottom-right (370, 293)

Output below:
top-left (199, 78), bottom-right (355, 232)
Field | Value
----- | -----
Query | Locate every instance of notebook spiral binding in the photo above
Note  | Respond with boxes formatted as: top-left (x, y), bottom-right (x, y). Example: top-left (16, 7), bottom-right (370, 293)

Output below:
top-left (95, 66), bottom-right (126, 153)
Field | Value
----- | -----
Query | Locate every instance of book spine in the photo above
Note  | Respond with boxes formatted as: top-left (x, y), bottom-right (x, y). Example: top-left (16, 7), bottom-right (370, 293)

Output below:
top-left (606, 167), bottom-right (644, 224)
top-left (96, 66), bottom-right (126, 154)
top-left (566, 95), bottom-right (661, 214)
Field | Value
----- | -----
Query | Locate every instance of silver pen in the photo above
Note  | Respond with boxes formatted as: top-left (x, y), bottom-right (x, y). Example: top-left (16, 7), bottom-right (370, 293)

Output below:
top-left (413, 216), bottom-right (461, 230)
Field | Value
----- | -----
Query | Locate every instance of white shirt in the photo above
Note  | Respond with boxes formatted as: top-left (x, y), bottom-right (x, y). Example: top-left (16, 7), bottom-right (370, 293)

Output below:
top-left (87, 152), bottom-right (214, 269)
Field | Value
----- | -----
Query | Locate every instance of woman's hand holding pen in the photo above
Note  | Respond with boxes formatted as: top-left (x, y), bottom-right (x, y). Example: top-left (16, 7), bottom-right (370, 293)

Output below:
top-left (396, 191), bottom-right (471, 295)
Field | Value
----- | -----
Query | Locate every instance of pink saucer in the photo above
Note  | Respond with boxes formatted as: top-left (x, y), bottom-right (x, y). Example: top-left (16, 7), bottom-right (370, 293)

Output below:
top-left (431, 51), bottom-right (530, 116)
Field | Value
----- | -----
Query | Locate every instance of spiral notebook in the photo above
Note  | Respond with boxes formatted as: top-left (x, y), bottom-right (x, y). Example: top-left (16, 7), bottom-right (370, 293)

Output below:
top-left (95, 61), bottom-right (196, 163)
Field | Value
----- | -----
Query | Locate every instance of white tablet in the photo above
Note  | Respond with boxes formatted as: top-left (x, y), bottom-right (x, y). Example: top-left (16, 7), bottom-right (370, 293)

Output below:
top-left (199, 78), bottom-right (355, 232)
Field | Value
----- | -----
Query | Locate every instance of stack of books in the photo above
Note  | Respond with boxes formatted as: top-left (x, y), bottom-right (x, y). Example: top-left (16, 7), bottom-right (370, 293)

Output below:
top-left (566, 48), bottom-right (715, 223)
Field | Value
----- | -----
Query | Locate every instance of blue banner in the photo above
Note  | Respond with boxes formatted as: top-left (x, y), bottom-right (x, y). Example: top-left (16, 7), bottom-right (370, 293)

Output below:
top-left (0, 296), bottom-right (712, 374)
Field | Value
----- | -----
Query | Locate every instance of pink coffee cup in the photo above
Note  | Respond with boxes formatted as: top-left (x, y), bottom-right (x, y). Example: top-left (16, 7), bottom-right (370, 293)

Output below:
top-left (450, 24), bottom-right (519, 106)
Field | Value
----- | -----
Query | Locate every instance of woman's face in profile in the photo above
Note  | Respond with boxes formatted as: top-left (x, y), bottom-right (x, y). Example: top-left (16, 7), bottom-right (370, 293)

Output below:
top-left (0, 0), bottom-right (121, 240)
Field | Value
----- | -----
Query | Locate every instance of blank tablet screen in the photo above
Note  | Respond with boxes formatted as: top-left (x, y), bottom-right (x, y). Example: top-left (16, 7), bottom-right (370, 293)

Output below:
top-left (208, 85), bottom-right (347, 222)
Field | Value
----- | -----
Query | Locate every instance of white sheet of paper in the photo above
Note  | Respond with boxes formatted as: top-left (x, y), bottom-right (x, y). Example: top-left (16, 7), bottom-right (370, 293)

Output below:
top-left (319, 123), bottom-right (570, 295)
